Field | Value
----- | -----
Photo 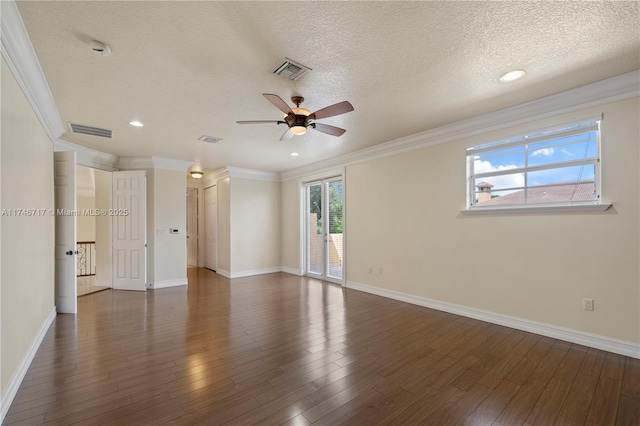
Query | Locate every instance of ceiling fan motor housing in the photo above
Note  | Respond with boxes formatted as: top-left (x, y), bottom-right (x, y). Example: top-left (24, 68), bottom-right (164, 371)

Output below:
top-left (285, 113), bottom-right (309, 129)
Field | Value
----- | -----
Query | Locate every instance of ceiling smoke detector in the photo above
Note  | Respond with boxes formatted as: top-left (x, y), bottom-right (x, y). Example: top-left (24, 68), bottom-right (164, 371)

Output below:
top-left (198, 135), bottom-right (222, 144)
top-left (90, 40), bottom-right (111, 57)
top-left (272, 58), bottom-right (311, 81)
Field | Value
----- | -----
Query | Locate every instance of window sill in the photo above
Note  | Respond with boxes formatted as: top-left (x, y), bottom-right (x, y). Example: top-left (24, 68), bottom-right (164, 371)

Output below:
top-left (461, 203), bottom-right (612, 216)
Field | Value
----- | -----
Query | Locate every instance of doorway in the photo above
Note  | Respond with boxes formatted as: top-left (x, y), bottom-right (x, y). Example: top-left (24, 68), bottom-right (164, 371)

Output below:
top-left (56, 156), bottom-right (148, 312)
top-left (76, 165), bottom-right (113, 296)
top-left (186, 187), bottom-right (198, 268)
top-left (305, 177), bottom-right (344, 284)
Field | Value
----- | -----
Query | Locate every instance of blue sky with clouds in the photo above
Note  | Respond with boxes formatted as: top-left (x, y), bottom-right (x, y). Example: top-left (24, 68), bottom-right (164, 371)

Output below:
top-left (473, 131), bottom-right (597, 193)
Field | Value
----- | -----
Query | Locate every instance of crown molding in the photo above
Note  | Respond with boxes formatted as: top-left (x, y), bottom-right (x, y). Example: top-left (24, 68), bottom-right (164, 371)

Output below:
top-left (54, 139), bottom-right (119, 171)
top-left (226, 166), bottom-right (281, 182)
top-left (281, 71), bottom-right (640, 181)
top-left (201, 167), bottom-right (230, 187)
top-left (1, 0), bottom-right (65, 141)
top-left (117, 156), bottom-right (154, 170)
top-left (117, 156), bottom-right (192, 171)
top-left (199, 166), bottom-right (280, 187)
top-left (152, 157), bottom-right (193, 172)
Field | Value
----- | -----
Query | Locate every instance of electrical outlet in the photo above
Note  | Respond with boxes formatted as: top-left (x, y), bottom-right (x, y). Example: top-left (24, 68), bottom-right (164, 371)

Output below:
top-left (379, 267), bottom-right (383, 275)
top-left (583, 298), bottom-right (594, 311)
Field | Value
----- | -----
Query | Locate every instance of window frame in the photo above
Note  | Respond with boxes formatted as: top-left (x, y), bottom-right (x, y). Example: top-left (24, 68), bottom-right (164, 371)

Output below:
top-left (464, 116), bottom-right (611, 214)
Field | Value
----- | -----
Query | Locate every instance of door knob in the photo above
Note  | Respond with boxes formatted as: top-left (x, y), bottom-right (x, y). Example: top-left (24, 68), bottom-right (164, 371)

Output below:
top-left (66, 250), bottom-right (73, 255)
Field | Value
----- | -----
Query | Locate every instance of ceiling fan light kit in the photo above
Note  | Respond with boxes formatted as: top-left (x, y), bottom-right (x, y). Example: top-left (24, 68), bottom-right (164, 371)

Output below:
top-left (237, 93), bottom-right (353, 140)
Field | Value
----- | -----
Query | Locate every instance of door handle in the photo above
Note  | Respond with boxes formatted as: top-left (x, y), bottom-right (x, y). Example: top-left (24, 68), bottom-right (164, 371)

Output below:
top-left (65, 250), bottom-right (79, 255)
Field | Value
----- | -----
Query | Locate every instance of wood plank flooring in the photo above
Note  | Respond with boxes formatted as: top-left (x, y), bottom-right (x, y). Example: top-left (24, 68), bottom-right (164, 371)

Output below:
top-left (77, 275), bottom-right (110, 297)
top-left (5, 269), bottom-right (639, 425)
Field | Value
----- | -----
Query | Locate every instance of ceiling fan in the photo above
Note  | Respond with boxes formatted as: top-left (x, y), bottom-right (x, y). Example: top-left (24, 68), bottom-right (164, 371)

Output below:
top-left (237, 94), bottom-right (354, 141)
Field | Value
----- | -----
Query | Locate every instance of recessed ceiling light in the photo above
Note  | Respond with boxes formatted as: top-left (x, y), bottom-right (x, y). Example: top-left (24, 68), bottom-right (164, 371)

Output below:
top-left (290, 152), bottom-right (299, 157)
top-left (499, 70), bottom-right (526, 83)
top-left (129, 121), bottom-right (144, 127)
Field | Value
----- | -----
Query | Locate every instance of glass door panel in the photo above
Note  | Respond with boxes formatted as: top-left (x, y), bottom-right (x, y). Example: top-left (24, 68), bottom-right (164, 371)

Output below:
top-left (306, 182), bottom-right (323, 277)
top-left (305, 178), bottom-right (344, 284)
top-left (326, 179), bottom-right (343, 281)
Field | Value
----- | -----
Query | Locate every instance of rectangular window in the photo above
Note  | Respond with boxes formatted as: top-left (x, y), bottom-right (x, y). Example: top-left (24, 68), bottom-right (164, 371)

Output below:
top-left (467, 119), bottom-right (601, 208)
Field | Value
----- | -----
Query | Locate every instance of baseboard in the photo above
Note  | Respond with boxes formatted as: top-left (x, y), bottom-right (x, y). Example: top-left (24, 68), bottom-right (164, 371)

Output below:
top-left (1, 306), bottom-right (57, 423)
top-left (216, 269), bottom-right (231, 279)
top-left (230, 267), bottom-right (283, 279)
top-left (281, 267), bottom-right (303, 276)
top-left (347, 281), bottom-right (640, 359)
top-left (150, 279), bottom-right (187, 289)
top-left (214, 267), bottom-right (302, 279)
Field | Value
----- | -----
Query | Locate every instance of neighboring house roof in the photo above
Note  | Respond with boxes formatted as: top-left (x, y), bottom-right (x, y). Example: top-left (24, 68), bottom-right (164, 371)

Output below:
top-left (477, 181), bottom-right (596, 206)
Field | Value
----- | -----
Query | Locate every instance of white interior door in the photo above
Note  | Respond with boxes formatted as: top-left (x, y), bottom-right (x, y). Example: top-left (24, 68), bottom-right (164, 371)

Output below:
top-left (54, 151), bottom-right (78, 313)
top-left (186, 188), bottom-right (198, 267)
top-left (112, 171), bottom-right (146, 291)
top-left (204, 185), bottom-right (217, 271)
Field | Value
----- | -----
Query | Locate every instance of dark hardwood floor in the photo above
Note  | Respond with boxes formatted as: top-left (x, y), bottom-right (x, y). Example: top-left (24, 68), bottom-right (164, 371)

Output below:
top-left (5, 269), bottom-right (639, 425)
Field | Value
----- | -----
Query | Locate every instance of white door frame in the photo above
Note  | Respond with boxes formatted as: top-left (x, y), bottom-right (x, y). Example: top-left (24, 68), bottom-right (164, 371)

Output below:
top-left (303, 173), bottom-right (346, 286)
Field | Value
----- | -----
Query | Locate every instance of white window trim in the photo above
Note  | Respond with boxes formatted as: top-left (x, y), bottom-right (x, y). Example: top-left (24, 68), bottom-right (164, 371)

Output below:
top-left (462, 202), bottom-right (611, 216)
top-left (465, 116), bottom-right (609, 213)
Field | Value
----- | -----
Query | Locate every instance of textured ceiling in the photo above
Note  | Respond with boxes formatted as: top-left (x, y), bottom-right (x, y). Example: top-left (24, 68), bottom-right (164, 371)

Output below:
top-left (16, 1), bottom-right (640, 173)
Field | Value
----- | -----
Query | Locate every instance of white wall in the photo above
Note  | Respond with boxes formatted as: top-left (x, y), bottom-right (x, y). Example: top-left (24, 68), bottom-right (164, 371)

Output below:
top-left (76, 195), bottom-right (95, 241)
top-left (281, 179), bottom-right (301, 273)
top-left (282, 97), bottom-right (639, 345)
top-left (152, 169), bottom-right (187, 285)
top-left (217, 177), bottom-right (231, 274)
top-left (0, 57), bottom-right (55, 396)
top-left (145, 168), bottom-right (155, 283)
top-left (230, 178), bottom-right (281, 274)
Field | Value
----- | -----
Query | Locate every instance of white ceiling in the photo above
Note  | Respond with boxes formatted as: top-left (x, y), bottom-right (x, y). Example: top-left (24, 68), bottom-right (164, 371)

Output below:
top-left (16, 1), bottom-right (640, 173)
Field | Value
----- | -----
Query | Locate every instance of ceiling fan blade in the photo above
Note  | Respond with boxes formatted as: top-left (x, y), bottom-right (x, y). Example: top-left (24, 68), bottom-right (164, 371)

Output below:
top-left (280, 129), bottom-right (294, 141)
top-left (263, 93), bottom-right (293, 115)
top-left (311, 101), bottom-right (354, 120)
top-left (236, 120), bottom-right (284, 124)
top-left (312, 123), bottom-right (347, 137)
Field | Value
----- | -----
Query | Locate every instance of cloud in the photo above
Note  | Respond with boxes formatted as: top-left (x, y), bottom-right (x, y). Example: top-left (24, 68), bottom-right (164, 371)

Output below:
top-left (473, 160), bottom-right (524, 193)
top-left (532, 147), bottom-right (555, 157)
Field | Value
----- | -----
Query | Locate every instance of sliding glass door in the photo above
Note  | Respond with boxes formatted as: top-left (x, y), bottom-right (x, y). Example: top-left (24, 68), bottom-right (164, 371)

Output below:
top-left (305, 177), bottom-right (344, 284)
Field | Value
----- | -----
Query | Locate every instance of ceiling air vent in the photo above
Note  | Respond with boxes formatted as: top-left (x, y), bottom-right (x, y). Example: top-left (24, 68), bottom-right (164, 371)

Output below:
top-left (69, 123), bottom-right (112, 138)
top-left (199, 135), bottom-right (222, 144)
top-left (272, 58), bottom-right (311, 81)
